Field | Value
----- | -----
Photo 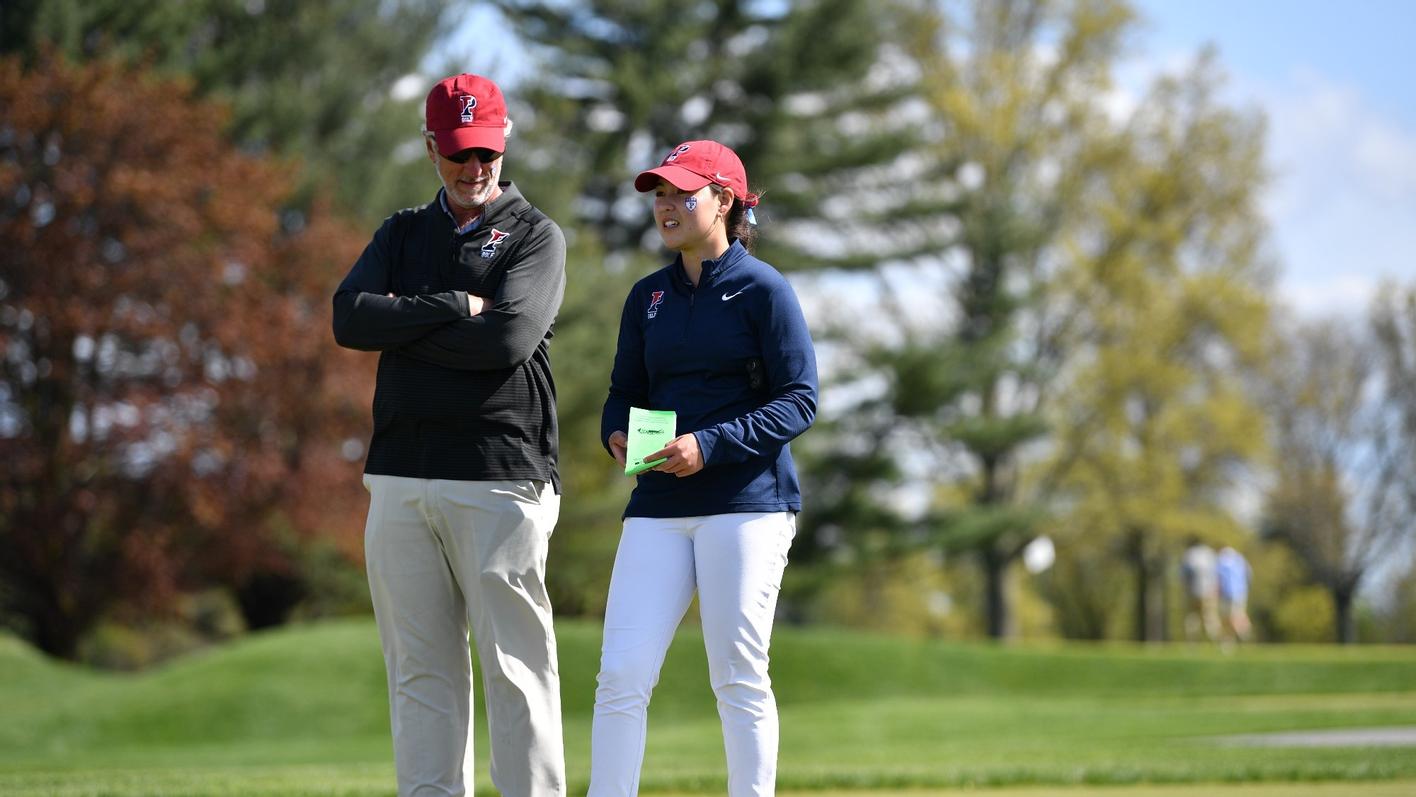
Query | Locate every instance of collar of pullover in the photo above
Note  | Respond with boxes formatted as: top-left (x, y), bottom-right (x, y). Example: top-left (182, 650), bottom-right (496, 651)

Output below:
top-left (438, 181), bottom-right (524, 235)
top-left (673, 238), bottom-right (748, 292)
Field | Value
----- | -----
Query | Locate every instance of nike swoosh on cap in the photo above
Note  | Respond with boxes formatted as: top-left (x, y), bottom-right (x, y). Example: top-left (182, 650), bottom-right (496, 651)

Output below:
top-left (721, 289), bottom-right (746, 301)
top-left (714, 173), bottom-right (730, 182)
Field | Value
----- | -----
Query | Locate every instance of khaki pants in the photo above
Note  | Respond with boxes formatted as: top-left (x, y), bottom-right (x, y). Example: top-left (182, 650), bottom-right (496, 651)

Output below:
top-left (363, 474), bottom-right (564, 797)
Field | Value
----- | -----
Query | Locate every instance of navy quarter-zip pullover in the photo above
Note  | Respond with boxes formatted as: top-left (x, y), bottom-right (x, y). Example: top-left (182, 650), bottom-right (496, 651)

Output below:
top-left (602, 240), bottom-right (818, 518)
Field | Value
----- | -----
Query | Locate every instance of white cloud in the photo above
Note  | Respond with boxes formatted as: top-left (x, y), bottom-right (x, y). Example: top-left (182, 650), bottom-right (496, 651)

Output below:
top-left (1256, 68), bottom-right (1416, 316)
top-left (1117, 50), bottom-right (1416, 317)
top-left (1282, 274), bottom-right (1379, 318)
top-left (390, 72), bottom-right (425, 103)
top-left (1350, 113), bottom-right (1416, 201)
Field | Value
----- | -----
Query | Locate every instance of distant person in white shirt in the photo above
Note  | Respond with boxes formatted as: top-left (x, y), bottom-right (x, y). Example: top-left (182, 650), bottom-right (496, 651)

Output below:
top-left (1180, 538), bottom-right (1220, 642)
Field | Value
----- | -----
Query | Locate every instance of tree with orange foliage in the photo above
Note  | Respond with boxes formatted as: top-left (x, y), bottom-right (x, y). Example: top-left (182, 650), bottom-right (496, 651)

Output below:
top-left (0, 54), bottom-right (373, 658)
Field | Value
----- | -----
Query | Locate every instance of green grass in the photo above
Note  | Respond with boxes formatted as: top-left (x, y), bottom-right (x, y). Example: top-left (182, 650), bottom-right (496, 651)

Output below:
top-left (2, 619), bottom-right (1416, 795)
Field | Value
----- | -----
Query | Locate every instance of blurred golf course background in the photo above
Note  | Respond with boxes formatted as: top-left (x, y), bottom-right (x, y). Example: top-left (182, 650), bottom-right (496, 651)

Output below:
top-left (6, 1), bottom-right (1416, 795)
top-left (4, 618), bottom-right (1416, 796)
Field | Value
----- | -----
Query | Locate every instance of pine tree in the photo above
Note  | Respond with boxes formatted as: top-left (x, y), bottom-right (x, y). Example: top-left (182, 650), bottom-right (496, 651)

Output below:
top-left (491, 0), bottom-right (915, 612)
top-left (809, 0), bottom-right (1138, 637)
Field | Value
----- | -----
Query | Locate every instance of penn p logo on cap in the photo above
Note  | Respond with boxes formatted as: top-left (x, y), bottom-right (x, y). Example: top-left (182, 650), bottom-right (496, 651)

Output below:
top-left (426, 73), bottom-right (509, 157)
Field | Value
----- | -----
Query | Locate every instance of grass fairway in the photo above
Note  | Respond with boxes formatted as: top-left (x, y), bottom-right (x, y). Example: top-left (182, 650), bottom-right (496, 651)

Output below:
top-left (787, 787), bottom-right (1416, 797)
top-left (2, 619), bottom-right (1415, 796)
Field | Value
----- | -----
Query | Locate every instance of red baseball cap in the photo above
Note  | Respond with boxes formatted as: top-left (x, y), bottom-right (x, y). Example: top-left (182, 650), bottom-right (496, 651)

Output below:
top-left (425, 73), bottom-right (509, 156)
top-left (634, 140), bottom-right (759, 207)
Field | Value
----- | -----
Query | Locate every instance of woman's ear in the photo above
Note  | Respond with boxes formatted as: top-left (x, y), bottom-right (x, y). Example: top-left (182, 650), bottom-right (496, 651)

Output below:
top-left (718, 187), bottom-right (736, 215)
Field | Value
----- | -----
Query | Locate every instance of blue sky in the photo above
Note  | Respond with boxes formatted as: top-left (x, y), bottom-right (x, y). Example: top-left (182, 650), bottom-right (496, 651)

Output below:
top-left (1131, 0), bottom-right (1416, 316)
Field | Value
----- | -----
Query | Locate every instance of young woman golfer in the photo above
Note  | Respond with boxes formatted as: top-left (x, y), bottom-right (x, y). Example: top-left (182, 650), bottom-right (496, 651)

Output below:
top-left (592, 139), bottom-right (818, 797)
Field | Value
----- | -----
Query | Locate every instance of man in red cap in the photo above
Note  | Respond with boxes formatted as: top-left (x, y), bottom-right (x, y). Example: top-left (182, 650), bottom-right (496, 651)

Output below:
top-left (333, 73), bottom-right (566, 797)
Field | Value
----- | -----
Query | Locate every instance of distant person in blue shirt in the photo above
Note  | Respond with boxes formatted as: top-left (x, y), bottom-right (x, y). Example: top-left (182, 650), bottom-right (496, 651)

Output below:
top-left (592, 139), bottom-right (818, 797)
top-left (1216, 546), bottom-right (1253, 644)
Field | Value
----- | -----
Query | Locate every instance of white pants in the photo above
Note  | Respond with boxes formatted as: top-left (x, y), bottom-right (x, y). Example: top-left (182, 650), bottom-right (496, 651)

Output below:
top-left (588, 512), bottom-right (796, 797)
top-left (363, 474), bottom-right (565, 797)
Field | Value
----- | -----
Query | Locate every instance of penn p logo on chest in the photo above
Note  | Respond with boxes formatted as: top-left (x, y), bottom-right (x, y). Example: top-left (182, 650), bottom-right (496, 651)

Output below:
top-left (481, 228), bottom-right (510, 259)
top-left (646, 290), bottom-right (665, 319)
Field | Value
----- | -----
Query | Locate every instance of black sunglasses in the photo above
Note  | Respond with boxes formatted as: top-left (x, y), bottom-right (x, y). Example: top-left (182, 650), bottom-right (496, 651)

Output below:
top-left (444, 147), bottom-right (502, 165)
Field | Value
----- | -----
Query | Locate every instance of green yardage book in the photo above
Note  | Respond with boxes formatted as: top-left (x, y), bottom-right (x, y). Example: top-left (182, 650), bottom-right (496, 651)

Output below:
top-left (625, 407), bottom-right (676, 476)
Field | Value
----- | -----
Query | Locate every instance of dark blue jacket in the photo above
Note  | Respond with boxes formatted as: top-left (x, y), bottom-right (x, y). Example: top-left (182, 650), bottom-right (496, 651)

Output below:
top-left (602, 240), bottom-right (818, 518)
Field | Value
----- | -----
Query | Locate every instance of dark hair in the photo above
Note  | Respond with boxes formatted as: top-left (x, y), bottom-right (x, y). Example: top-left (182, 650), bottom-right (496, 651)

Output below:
top-left (715, 187), bottom-right (759, 253)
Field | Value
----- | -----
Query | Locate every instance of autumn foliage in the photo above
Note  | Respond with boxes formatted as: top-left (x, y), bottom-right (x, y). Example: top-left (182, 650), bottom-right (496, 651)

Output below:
top-left (0, 54), bottom-right (375, 658)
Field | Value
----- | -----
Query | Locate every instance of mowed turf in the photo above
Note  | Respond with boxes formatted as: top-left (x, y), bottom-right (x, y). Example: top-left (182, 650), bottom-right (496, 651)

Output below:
top-left (2, 618), bottom-right (1416, 796)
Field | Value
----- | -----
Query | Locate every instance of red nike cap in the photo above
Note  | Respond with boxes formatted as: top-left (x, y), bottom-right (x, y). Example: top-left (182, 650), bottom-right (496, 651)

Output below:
top-left (634, 140), bottom-right (759, 207)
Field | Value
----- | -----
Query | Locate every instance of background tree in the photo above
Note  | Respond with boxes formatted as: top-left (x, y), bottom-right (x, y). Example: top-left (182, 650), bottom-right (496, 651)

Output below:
top-left (493, 0), bottom-right (912, 615)
top-left (1371, 281), bottom-right (1416, 574)
top-left (1262, 304), bottom-right (1416, 643)
top-left (1033, 530), bottom-right (1126, 639)
top-left (807, 0), bottom-right (1136, 638)
top-left (492, 0), bottom-right (903, 261)
top-left (1, 1), bottom-right (471, 651)
top-left (0, 54), bottom-right (369, 657)
top-left (1047, 54), bottom-right (1272, 641)
top-left (1, 0), bottom-right (454, 221)
top-left (1375, 563), bottom-right (1416, 644)
top-left (802, 1), bottom-right (1274, 642)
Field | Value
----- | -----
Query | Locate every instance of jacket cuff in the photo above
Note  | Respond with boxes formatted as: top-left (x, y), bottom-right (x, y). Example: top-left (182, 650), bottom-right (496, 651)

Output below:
top-left (694, 429), bottom-right (718, 465)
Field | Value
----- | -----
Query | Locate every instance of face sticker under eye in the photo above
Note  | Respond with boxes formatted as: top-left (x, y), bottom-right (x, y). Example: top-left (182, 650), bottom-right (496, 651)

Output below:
top-left (684, 195), bottom-right (698, 212)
